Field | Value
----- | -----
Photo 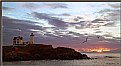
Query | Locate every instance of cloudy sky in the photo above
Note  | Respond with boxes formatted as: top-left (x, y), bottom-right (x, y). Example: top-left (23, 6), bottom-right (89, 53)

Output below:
top-left (2, 2), bottom-right (120, 52)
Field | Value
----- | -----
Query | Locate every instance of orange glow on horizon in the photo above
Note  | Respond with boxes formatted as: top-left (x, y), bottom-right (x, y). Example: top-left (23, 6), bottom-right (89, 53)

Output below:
top-left (81, 48), bottom-right (110, 53)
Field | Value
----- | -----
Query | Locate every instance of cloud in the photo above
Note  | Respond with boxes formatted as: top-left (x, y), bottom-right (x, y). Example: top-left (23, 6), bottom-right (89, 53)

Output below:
top-left (49, 13), bottom-right (71, 16)
top-left (30, 12), bottom-right (51, 19)
top-left (72, 16), bottom-right (84, 21)
top-left (69, 21), bottom-right (85, 25)
top-left (2, 6), bottom-right (15, 11)
top-left (2, 16), bottom-right (120, 50)
top-left (22, 3), bottom-right (40, 9)
top-left (59, 13), bottom-right (71, 16)
top-left (77, 16), bottom-right (83, 19)
top-left (97, 3), bottom-right (120, 21)
top-left (73, 18), bottom-right (79, 21)
top-left (103, 22), bottom-right (115, 27)
top-left (92, 19), bottom-right (110, 23)
top-left (40, 33), bottom-right (120, 49)
top-left (68, 21), bottom-right (92, 29)
top-left (98, 9), bottom-right (120, 14)
top-left (2, 15), bottom-right (82, 45)
top-left (30, 12), bottom-right (68, 27)
top-left (98, 9), bottom-right (112, 13)
top-left (2, 15), bottom-right (69, 45)
top-left (108, 12), bottom-right (120, 17)
top-left (67, 31), bottom-right (82, 37)
top-left (22, 3), bottom-right (68, 10)
top-left (2, 16), bottom-right (46, 45)
top-left (91, 18), bottom-right (111, 28)
top-left (2, 16), bottom-right (46, 32)
top-left (107, 3), bottom-right (120, 8)
top-left (44, 3), bottom-right (68, 9)
top-left (38, 32), bottom-right (86, 46)
top-left (107, 11), bottom-right (120, 21)
top-left (94, 31), bottom-right (102, 33)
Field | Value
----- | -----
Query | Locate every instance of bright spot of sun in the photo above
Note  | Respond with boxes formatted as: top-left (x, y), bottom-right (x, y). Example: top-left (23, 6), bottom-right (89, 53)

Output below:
top-left (82, 48), bottom-right (110, 53)
top-left (91, 48), bottom-right (110, 53)
top-left (97, 50), bottom-right (102, 52)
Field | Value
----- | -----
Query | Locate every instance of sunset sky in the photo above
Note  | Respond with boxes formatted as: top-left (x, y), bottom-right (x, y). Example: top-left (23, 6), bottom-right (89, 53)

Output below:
top-left (2, 2), bottom-right (120, 52)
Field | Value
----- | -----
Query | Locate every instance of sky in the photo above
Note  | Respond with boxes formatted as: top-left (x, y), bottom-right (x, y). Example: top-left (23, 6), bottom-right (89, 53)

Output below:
top-left (2, 2), bottom-right (121, 52)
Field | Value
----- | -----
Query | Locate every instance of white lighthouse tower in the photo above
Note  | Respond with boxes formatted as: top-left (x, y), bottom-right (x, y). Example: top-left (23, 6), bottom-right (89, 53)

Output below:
top-left (30, 33), bottom-right (34, 44)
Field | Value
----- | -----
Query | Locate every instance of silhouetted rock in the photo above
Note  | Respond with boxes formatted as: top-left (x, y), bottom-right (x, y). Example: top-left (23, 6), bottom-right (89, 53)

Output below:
top-left (3, 44), bottom-right (90, 61)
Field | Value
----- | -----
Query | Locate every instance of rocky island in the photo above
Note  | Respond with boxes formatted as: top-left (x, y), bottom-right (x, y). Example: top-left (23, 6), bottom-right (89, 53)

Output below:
top-left (3, 44), bottom-right (90, 61)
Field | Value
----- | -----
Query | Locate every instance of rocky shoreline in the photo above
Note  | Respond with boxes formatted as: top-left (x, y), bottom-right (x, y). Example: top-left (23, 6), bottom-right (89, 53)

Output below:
top-left (3, 44), bottom-right (90, 61)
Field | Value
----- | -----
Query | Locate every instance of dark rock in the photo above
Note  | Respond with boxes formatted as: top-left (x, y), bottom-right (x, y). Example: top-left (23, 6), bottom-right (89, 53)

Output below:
top-left (3, 44), bottom-right (90, 61)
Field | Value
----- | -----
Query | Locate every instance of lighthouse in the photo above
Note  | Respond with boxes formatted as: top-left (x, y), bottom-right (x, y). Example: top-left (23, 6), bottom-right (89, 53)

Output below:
top-left (30, 33), bottom-right (34, 44)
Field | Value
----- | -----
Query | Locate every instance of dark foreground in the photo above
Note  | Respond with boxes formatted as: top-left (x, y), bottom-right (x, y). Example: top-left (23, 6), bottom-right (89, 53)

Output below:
top-left (3, 44), bottom-right (90, 61)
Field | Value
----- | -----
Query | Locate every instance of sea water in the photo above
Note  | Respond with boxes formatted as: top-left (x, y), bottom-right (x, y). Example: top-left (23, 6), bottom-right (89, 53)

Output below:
top-left (3, 53), bottom-right (120, 66)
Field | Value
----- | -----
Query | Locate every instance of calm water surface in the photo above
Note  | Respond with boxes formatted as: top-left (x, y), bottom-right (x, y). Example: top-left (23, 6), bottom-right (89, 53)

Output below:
top-left (3, 53), bottom-right (121, 66)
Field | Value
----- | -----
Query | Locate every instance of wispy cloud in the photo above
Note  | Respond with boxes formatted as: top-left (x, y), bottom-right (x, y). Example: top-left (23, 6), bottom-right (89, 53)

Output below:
top-left (44, 3), bottom-right (68, 9)
top-left (97, 3), bottom-right (120, 21)
top-left (91, 19), bottom-right (110, 23)
top-left (107, 3), bottom-right (120, 8)
top-left (59, 13), bottom-right (71, 16)
top-left (22, 3), bottom-right (68, 10)
top-left (22, 3), bottom-right (40, 9)
top-left (29, 12), bottom-right (68, 27)
top-left (2, 6), bottom-right (15, 11)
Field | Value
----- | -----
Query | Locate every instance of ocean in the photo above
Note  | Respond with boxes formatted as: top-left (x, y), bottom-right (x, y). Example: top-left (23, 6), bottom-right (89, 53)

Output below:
top-left (2, 53), bottom-right (120, 66)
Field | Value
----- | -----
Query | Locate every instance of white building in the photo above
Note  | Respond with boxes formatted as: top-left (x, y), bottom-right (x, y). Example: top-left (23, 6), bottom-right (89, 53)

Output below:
top-left (13, 33), bottom-right (34, 45)
top-left (13, 36), bottom-right (23, 45)
top-left (29, 33), bottom-right (34, 44)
